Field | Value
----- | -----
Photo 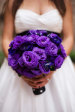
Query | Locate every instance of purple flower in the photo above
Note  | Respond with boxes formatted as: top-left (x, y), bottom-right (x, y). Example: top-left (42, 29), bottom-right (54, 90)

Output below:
top-left (33, 47), bottom-right (47, 60)
top-left (12, 53), bottom-right (20, 60)
top-left (22, 51), bottom-right (39, 68)
top-left (8, 47), bottom-right (17, 55)
top-left (18, 57), bottom-right (25, 67)
top-left (22, 70), bottom-right (35, 78)
top-left (22, 35), bottom-right (36, 44)
top-left (8, 54), bottom-right (18, 70)
top-left (16, 66), bottom-right (35, 78)
top-left (31, 68), bottom-right (42, 76)
top-left (49, 62), bottom-right (56, 71)
top-left (58, 44), bottom-right (67, 58)
top-left (54, 55), bottom-right (64, 69)
top-left (39, 60), bottom-right (50, 74)
top-left (48, 33), bottom-right (62, 45)
top-left (45, 42), bottom-right (58, 56)
top-left (29, 30), bottom-right (38, 35)
top-left (36, 36), bottom-right (50, 47)
top-left (9, 40), bottom-right (14, 47)
top-left (36, 30), bottom-right (47, 36)
top-left (20, 43), bottom-right (33, 51)
top-left (13, 36), bottom-right (24, 49)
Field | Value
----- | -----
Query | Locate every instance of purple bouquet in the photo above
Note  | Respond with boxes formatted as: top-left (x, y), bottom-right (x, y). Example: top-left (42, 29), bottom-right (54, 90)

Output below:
top-left (8, 30), bottom-right (67, 95)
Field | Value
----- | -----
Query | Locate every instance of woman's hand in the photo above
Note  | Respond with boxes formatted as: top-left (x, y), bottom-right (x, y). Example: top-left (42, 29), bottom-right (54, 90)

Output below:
top-left (21, 71), bottom-right (54, 88)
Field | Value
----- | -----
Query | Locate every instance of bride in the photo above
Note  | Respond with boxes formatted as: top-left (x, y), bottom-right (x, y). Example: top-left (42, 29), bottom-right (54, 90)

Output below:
top-left (0, 0), bottom-right (75, 111)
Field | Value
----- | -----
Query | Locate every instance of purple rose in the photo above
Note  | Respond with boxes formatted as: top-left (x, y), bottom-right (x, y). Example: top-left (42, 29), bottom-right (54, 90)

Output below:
top-left (45, 42), bottom-right (58, 56)
top-left (22, 51), bottom-right (39, 68)
top-left (48, 33), bottom-right (62, 45)
top-left (33, 47), bottom-right (47, 60)
top-left (36, 36), bottom-right (50, 47)
top-left (54, 55), bottom-right (64, 69)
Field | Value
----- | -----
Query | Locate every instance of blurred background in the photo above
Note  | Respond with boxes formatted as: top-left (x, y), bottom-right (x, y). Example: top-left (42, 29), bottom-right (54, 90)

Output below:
top-left (0, 0), bottom-right (75, 67)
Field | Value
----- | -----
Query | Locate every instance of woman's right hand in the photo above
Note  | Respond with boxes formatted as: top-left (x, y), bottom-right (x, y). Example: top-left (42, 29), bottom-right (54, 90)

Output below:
top-left (21, 72), bottom-right (53, 88)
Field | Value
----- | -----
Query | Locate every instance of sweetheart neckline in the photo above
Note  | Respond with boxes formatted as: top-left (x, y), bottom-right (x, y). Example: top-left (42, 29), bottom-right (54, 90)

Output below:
top-left (16, 8), bottom-right (59, 17)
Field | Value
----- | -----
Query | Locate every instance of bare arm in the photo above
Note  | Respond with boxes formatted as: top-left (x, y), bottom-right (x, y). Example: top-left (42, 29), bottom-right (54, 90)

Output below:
top-left (2, 0), bottom-right (14, 58)
top-left (62, 0), bottom-right (74, 56)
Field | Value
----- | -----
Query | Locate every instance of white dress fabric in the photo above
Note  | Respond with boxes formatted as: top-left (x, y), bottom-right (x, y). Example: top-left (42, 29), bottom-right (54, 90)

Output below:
top-left (0, 8), bottom-right (75, 112)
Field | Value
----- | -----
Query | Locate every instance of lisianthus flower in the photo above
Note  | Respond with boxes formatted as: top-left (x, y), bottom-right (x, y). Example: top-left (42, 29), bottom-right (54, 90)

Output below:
top-left (22, 51), bottom-right (39, 68)
top-left (31, 67), bottom-right (42, 76)
top-left (58, 44), bottom-right (67, 58)
top-left (36, 36), bottom-right (50, 47)
top-left (36, 30), bottom-right (47, 36)
top-left (8, 47), bottom-right (17, 55)
top-left (20, 42), bottom-right (33, 51)
top-left (54, 55), bottom-right (64, 69)
top-left (9, 40), bottom-right (14, 47)
top-left (45, 42), bottom-right (58, 56)
top-left (13, 35), bottom-right (25, 49)
top-left (8, 54), bottom-right (18, 70)
top-left (28, 30), bottom-right (38, 35)
top-left (39, 60), bottom-right (50, 74)
top-left (18, 57), bottom-right (25, 67)
top-left (33, 47), bottom-right (46, 60)
top-left (48, 33), bottom-right (62, 45)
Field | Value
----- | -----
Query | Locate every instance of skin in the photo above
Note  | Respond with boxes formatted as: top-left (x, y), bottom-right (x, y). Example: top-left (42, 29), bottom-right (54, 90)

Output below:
top-left (2, 0), bottom-right (74, 88)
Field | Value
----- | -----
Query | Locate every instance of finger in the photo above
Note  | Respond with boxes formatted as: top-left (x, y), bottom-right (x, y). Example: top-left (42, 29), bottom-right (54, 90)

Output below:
top-left (26, 80), bottom-right (38, 88)
top-left (36, 80), bottom-right (48, 88)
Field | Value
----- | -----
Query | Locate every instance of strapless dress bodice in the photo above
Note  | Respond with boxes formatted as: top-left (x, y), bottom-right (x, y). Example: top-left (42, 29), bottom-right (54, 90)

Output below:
top-left (14, 9), bottom-right (63, 34)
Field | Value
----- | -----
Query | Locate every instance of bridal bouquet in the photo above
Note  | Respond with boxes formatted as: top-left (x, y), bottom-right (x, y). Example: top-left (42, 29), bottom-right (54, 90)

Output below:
top-left (8, 30), bottom-right (67, 95)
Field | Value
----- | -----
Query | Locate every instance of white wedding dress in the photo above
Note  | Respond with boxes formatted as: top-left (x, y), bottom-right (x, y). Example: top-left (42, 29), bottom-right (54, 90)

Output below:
top-left (0, 8), bottom-right (75, 112)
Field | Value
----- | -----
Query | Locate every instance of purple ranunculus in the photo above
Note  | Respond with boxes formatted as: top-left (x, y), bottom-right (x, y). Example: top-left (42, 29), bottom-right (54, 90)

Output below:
top-left (33, 47), bottom-right (47, 60)
top-left (8, 54), bottom-right (18, 70)
top-left (39, 60), bottom-right (50, 74)
top-left (58, 44), bottom-right (67, 58)
top-left (36, 36), bottom-right (50, 47)
top-left (22, 51), bottom-right (39, 68)
top-left (54, 55), bottom-right (64, 69)
top-left (48, 33), bottom-right (62, 45)
top-left (45, 42), bottom-right (58, 56)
